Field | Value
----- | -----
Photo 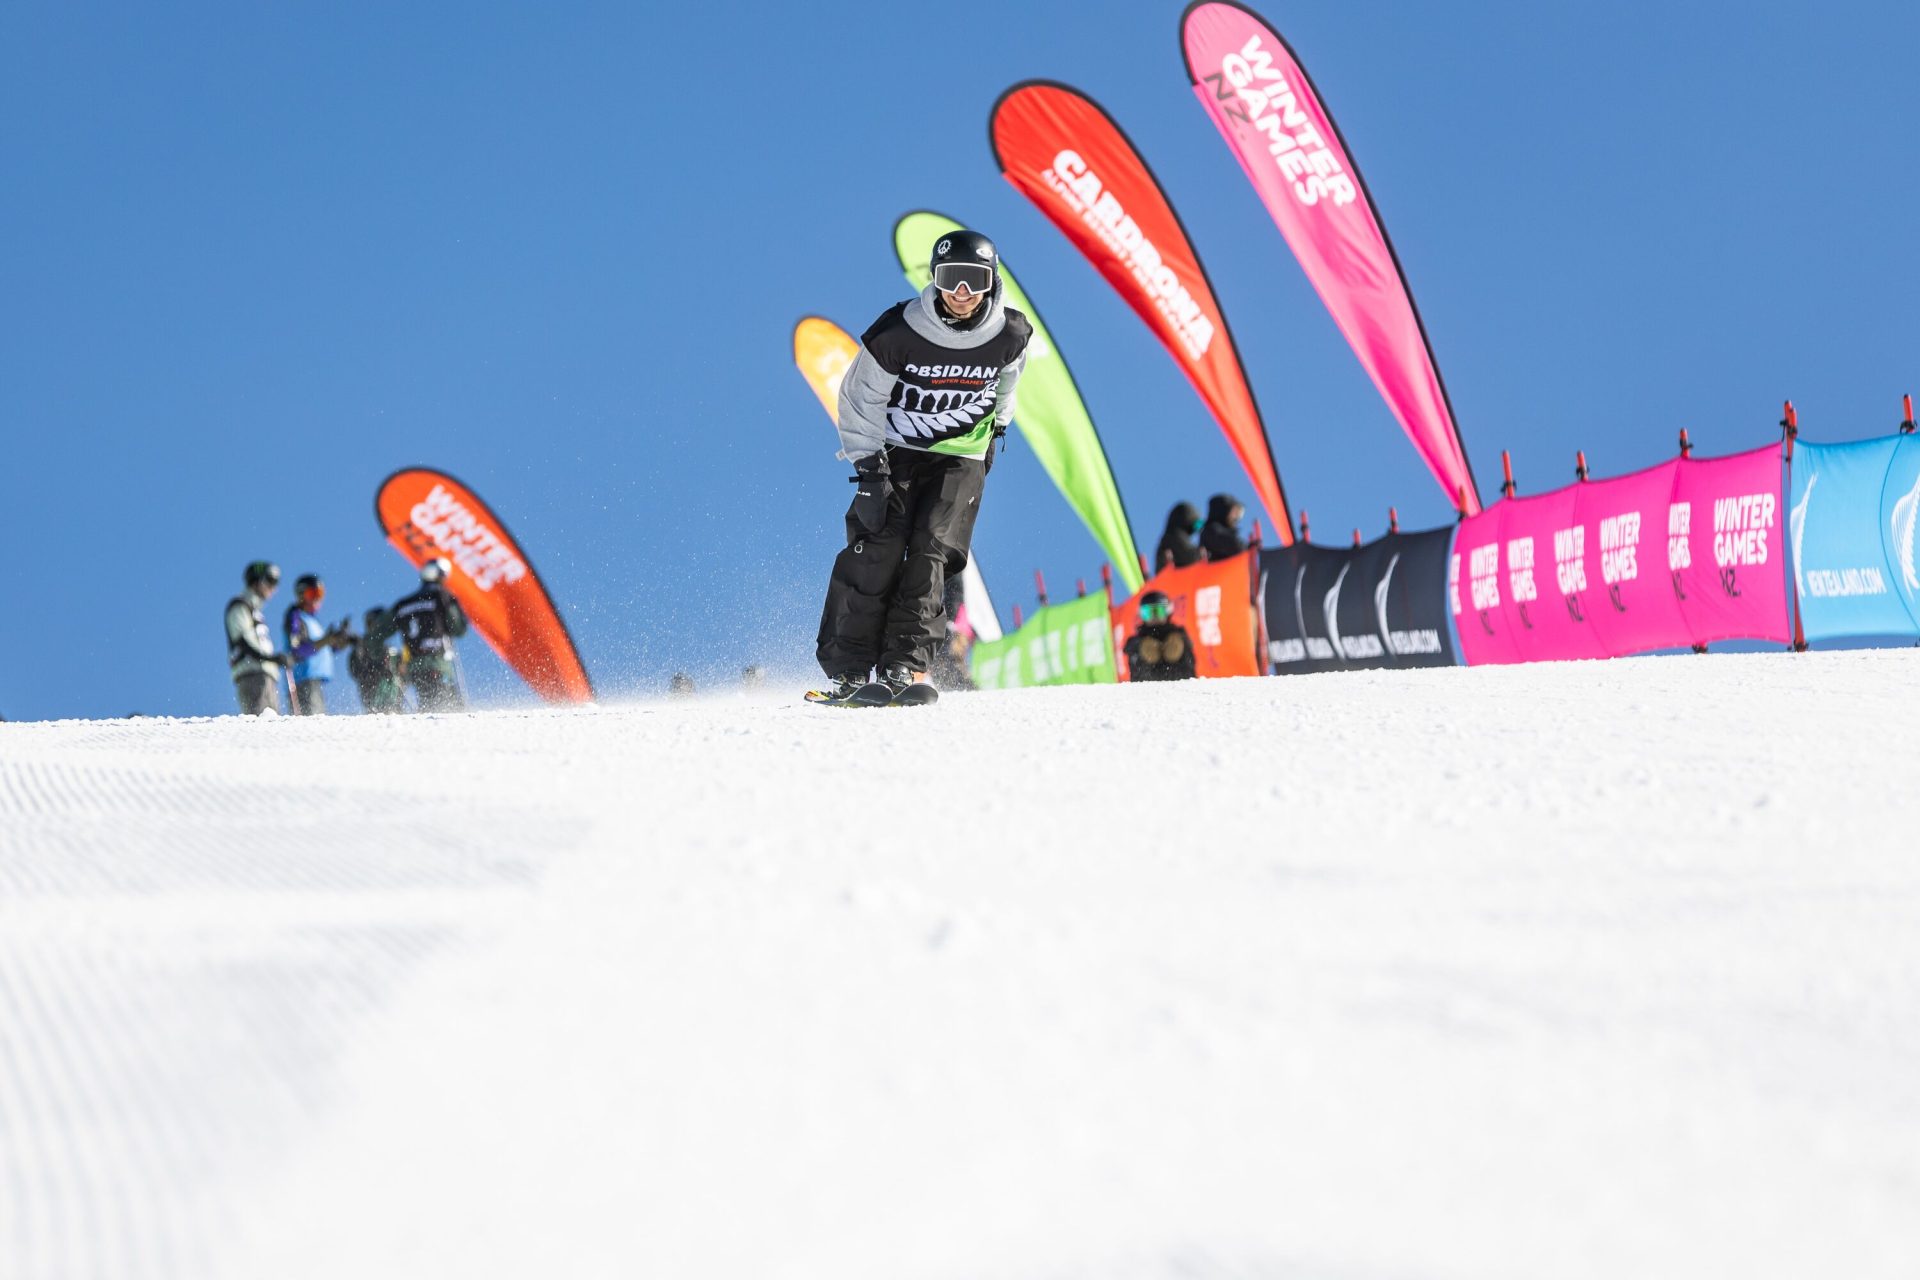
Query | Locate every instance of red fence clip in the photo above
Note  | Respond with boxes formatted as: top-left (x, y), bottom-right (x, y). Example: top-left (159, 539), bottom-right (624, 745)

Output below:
top-left (1299, 509), bottom-right (1311, 544)
top-left (1575, 450), bottom-right (1589, 482)
top-left (1500, 451), bottom-right (1515, 499)
top-left (1679, 428), bottom-right (1693, 458)
top-left (1033, 570), bottom-right (1048, 607)
top-left (1389, 506), bottom-right (1399, 535)
top-left (1902, 394), bottom-right (1915, 434)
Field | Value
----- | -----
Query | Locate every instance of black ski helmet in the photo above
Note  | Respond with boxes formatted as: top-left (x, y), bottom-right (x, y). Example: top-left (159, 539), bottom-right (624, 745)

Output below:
top-left (929, 229), bottom-right (999, 300)
top-left (1138, 590), bottom-right (1174, 624)
top-left (294, 573), bottom-right (322, 594)
top-left (244, 560), bottom-right (281, 589)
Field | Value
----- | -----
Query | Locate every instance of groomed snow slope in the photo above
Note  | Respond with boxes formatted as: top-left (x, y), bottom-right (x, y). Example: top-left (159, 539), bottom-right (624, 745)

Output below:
top-left (3, 651), bottom-right (1918, 1280)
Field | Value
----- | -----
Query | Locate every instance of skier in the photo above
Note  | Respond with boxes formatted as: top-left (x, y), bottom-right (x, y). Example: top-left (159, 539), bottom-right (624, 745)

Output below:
top-left (1123, 591), bottom-right (1197, 682)
top-left (224, 561), bottom-right (287, 715)
top-left (348, 606), bottom-right (404, 714)
top-left (282, 574), bottom-right (353, 715)
top-left (1200, 493), bottom-right (1248, 561)
top-left (1156, 501), bottom-right (1206, 571)
top-left (391, 558), bottom-right (470, 712)
top-left (812, 228), bottom-right (1031, 706)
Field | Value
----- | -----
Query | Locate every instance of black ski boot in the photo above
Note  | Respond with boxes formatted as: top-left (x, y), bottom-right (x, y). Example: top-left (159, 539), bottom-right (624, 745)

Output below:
top-left (805, 671), bottom-right (872, 706)
top-left (880, 662), bottom-right (940, 707)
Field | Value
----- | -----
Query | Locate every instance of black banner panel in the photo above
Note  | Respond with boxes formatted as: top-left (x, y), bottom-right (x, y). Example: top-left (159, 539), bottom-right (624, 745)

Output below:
top-left (1259, 528), bottom-right (1457, 675)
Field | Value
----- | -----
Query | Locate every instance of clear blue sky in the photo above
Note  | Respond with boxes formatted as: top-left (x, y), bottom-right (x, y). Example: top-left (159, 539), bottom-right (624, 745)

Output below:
top-left (4, 1), bottom-right (1915, 720)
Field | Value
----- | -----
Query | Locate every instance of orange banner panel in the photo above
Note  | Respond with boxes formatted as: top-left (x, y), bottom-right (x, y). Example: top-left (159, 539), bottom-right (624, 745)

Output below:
top-left (1111, 550), bottom-right (1263, 680)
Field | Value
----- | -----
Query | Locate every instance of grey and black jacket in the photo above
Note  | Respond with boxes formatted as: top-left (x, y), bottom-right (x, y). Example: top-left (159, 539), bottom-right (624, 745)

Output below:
top-left (224, 589), bottom-right (282, 680)
top-left (834, 286), bottom-right (1032, 468)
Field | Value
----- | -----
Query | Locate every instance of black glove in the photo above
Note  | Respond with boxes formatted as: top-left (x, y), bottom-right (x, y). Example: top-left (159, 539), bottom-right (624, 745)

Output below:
top-left (850, 461), bottom-right (891, 534)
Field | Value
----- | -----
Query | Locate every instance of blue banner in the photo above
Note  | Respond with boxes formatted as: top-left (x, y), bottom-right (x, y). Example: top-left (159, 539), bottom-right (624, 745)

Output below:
top-left (1790, 437), bottom-right (1920, 641)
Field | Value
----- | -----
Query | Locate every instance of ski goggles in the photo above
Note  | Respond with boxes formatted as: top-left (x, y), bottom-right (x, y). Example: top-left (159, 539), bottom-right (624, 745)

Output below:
top-left (932, 262), bottom-right (993, 295)
top-left (1139, 599), bottom-right (1175, 623)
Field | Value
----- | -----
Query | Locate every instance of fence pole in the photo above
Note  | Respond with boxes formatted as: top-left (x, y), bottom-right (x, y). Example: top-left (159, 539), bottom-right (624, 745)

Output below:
top-left (1034, 570), bottom-right (1048, 608)
top-left (1501, 450), bottom-right (1516, 499)
top-left (1388, 506), bottom-right (1399, 535)
top-left (1781, 400), bottom-right (1807, 651)
top-left (1679, 428), bottom-right (1693, 458)
top-left (1902, 394), bottom-right (1915, 434)
top-left (1300, 509), bottom-right (1311, 544)
top-left (1575, 450), bottom-right (1589, 482)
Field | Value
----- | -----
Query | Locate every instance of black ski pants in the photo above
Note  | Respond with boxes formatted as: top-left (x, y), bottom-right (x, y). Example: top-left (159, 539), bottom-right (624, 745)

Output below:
top-left (409, 663), bottom-right (465, 713)
top-left (233, 670), bottom-right (280, 716)
top-left (817, 448), bottom-right (985, 678)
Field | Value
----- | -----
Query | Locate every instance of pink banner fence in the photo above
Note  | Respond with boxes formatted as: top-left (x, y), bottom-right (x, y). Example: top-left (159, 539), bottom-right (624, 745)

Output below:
top-left (1451, 444), bottom-right (1789, 665)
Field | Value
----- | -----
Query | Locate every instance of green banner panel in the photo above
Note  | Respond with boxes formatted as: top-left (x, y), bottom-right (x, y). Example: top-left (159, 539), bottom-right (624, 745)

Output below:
top-left (970, 591), bottom-right (1117, 689)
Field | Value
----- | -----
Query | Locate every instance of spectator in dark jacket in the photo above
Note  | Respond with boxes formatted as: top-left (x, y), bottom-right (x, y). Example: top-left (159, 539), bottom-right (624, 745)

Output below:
top-left (349, 607), bottom-right (404, 714)
top-left (1123, 591), bottom-right (1197, 682)
top-left (1155, 501), bottom-right (1205, 571)
top-left (1200, 493), bottom-right (1247, 561)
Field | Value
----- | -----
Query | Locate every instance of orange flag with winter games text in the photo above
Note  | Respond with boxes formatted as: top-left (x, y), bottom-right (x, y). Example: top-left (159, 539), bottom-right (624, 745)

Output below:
top-left (375, 468), bottom-right (593, 703)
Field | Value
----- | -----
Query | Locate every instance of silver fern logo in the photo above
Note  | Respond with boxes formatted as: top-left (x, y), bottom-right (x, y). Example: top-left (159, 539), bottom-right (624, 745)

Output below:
top-left (1292, 565), bottom-right (1310, 650)
top-left (887, 382), bottom-right (998, 442)
top-left (1374, 553), bottom-right (1399, 653)
top-left (1322, 562), bottom-right (1351, 660)
top-left (1891, 468), bottom-right (1920, 591)
top-left (1789, 471), bottom-right (1815, 600)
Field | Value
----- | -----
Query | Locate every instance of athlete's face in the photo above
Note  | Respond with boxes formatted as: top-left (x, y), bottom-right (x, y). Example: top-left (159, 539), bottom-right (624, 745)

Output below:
top-left (939, 282), bottom-right (986, 318)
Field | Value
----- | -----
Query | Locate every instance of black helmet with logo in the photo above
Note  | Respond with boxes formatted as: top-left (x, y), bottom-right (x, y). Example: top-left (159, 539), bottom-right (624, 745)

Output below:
top-left (244, 560), bottom-right (281, 589)
top-left (929, 229), bottom-right (999, 300)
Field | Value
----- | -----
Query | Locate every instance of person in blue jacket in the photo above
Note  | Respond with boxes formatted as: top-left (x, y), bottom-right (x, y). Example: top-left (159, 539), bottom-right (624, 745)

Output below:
top-left (282, 574), bottom-right (353, 715)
